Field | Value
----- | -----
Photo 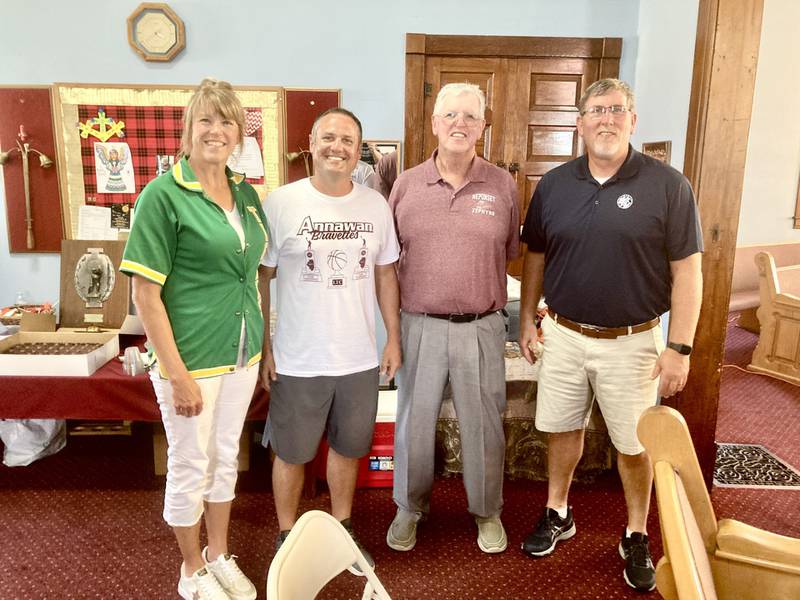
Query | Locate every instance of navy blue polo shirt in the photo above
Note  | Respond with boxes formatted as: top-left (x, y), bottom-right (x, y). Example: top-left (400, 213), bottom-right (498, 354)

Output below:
top-left (521, 145), bottom-right (703, 327)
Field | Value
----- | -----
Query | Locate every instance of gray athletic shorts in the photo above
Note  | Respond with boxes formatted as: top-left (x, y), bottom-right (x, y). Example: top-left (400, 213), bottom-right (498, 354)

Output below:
top-left (263, 367), bottom-right (379, 464)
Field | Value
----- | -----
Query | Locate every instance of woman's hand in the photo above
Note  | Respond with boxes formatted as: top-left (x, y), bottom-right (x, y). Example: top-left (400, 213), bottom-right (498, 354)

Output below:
top-left (170, 373), bottom-right (204, 417)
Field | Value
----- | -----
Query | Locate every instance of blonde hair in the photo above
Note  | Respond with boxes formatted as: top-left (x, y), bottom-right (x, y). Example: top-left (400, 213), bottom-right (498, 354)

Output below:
top-left (178, 78), bottom-right (245, 159)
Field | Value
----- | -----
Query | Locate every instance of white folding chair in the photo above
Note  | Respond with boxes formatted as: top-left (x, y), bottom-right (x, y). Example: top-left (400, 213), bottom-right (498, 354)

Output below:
top-left (266, 510), bottom-right (392, 600)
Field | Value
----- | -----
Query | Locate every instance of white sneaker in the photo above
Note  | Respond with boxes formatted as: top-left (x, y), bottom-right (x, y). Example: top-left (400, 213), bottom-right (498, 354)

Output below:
top-left (178, 564), bottom-right (230, 600)
top-left (202, 547), bottom-right (257, 600)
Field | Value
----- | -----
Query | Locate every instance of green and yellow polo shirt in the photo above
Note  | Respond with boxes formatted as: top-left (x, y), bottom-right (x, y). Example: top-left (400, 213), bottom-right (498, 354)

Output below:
top-left (120, 157), bottom-right (270, 379)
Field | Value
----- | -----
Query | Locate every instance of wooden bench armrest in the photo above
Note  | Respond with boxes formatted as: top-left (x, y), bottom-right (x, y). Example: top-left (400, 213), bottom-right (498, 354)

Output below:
top-left (717, 518), bottom-right (800, 569)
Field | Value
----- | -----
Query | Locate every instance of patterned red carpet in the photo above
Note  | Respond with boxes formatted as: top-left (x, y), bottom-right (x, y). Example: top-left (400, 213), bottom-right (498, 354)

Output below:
top-left (711, 316), bottom-right (800, 539)
top-left (0, 316), bottom-right (797, 599)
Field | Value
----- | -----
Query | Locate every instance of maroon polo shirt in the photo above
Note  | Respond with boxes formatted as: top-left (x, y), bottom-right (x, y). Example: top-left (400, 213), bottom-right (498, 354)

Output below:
top-left (389, 151), bottom-right (519, 314)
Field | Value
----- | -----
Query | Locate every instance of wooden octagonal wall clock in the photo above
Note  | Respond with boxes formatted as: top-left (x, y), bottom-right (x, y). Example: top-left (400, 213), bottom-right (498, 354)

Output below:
top-left (127, 3), bottom-right (186, 62)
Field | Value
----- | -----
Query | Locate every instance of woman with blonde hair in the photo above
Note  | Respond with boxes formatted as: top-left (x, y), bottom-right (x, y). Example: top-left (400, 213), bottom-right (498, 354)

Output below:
top-left (121, 78), bottom-right (269, 600)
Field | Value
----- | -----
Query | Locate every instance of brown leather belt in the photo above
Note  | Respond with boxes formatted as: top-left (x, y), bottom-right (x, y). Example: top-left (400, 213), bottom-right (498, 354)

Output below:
top-left (551, 312), bottom-right (660, 339)
top-left (425, 310), bottom-right (497, 323)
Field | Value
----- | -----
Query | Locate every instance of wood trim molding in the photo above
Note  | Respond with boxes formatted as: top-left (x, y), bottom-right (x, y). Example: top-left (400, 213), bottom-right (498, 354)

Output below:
top-left (794, 170), bottom-right (800, 228)
top-left (406, 33), bottom-right (622, 58)
top-left (673, 0), bottom-right (764, 484)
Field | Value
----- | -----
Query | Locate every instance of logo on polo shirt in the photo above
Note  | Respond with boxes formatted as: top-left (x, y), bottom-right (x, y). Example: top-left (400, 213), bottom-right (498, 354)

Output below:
top-left (616, 194), bottom-right (634, 210)
top-left (471, 193), bottom-right (496, 216)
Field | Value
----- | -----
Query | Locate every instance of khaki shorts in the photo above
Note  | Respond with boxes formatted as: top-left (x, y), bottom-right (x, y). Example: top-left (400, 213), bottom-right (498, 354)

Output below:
top-left (535, 313), bottom-right (664, 454)
top-left (263, 367), bottom-right (379, 464)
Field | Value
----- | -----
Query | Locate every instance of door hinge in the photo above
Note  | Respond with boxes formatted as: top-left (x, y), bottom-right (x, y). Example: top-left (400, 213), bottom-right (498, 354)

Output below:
top-left (424, 82), bottom-right (432, 97)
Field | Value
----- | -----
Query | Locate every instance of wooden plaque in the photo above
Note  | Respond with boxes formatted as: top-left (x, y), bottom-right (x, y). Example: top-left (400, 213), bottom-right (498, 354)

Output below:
top-left (59, 240), bottom-right (129, 329)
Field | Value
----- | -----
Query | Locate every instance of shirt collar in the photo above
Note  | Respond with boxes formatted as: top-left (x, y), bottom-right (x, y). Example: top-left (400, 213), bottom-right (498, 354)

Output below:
top-left (423, 149), bottom-right (489, 185)
top-left (172, 156), bottom-right (245, 192)
top-left (575, 144), bottom-right (642, 182)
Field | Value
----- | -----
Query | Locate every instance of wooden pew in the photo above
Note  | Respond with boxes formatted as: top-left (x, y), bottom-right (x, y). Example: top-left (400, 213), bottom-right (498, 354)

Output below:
top-left (748, 251), bottom-right (800, 385)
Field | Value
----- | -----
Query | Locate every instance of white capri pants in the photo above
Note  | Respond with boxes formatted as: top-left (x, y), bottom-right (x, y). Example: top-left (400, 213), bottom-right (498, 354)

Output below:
top-left (150, 364), bottom-right (258, 527)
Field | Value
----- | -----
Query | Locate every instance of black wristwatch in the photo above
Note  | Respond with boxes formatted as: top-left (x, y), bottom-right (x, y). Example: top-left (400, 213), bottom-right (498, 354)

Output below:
top-left (667, 341), bottom-right (692, 355)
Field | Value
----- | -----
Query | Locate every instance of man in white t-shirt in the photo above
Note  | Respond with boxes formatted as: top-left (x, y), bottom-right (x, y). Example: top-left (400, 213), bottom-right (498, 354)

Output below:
top-left (258, 108), bottom-right (401, 566)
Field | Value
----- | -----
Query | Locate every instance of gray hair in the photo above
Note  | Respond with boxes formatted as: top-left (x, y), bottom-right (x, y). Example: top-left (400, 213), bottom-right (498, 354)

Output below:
top-left (433, 83), bottom-right (486, 118)
top-left (578, 78), bottom-right (635, 113)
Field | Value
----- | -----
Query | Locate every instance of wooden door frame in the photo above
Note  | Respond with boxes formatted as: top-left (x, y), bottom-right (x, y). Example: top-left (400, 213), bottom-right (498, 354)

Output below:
top-left (674, 0), bottom-right (764, 484)
top-left (403, 33), bottom-right (622, 170)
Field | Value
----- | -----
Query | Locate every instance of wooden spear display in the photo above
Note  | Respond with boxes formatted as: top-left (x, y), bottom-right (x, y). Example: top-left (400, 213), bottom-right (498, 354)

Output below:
top-left (0, 125), bottom-right (53, 250)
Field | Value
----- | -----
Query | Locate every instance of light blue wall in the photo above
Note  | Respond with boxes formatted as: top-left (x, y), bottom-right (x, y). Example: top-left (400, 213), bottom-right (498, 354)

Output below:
top-left (1, 0), bottom-right (711, 308)
top-left (631, 0), bottom-right (699, 172)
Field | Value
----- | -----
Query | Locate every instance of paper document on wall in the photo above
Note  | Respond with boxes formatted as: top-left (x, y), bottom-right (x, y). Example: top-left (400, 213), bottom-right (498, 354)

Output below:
top-left (77, 205), bottom-right (117, 240)
top-left (227, 137), bottom-right (264, 178)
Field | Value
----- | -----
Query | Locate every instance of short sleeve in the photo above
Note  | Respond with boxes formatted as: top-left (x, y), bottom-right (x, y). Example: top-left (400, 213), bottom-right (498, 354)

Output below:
top-left (261, 191), bottom-right (281, 268)
top-left (375, 199), bottom-right (400, 265)
top-left (666, 176), bottom-right (704, 261)
top-left (120, 182), bottom-right (178, 285)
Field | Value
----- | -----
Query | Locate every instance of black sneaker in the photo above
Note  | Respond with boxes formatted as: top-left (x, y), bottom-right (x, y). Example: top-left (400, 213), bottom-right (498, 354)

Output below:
top-left (619, 530), bottom-right (656, 592)
top-left (341, 518), bottom-right (375, 576)
top-left (521, 507), bottom-right (576, 557)
top-left (274, 529), bottom-right (290, 552)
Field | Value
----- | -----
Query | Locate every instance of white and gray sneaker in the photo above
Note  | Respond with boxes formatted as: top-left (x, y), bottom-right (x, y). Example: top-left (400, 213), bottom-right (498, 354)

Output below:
top-left (202, 547), bottom-right (257, 600)
top-left (177, 564), bottom-right (229, 600)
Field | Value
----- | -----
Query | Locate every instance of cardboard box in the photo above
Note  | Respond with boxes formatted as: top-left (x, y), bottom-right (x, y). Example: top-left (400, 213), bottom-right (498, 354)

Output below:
top-left (0, 331), bottom-right (119, 376)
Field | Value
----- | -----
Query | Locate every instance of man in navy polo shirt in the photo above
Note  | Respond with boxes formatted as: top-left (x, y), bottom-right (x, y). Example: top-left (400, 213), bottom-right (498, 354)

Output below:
top-left (518, 79), bottom-right (703, 592)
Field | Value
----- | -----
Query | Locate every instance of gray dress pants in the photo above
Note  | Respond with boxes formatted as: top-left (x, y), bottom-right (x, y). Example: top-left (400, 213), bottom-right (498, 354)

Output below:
top-left (392, 311), bottom-right (507, 518)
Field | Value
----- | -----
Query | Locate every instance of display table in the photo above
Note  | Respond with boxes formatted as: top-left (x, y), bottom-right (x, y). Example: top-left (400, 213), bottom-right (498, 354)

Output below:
top-left (0, 335), bottom-right (269, 472)
top-left (436, 343), bottom-right (613, 481)
top-left (0, 335), bottom-right (268, 421)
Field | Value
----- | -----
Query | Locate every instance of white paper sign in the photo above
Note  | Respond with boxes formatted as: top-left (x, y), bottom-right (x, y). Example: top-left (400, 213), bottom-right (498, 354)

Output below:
top-left (227, 137), bottom-right (264, 178)
top-left (77, 205), bottom-right (117, 240)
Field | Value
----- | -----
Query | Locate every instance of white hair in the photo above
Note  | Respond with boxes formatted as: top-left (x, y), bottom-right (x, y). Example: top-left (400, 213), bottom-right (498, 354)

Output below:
top-left (433, 83), bottom-right (486, 118)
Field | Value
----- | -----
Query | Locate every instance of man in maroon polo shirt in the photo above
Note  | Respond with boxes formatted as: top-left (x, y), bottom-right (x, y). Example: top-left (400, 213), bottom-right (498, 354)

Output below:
top-left (386, 82), bottom-right (520, 554)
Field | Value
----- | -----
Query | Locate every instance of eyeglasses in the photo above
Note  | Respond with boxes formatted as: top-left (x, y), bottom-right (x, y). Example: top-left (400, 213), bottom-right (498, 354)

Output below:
top-left (436, 111), bottom-right (484, 127)
top-left (580, 105), bottom-right (631, 119)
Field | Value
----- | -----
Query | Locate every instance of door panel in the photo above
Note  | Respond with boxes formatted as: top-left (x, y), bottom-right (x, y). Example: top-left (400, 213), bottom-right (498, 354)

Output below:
top-left (423, 57), bottom-right (508, 163)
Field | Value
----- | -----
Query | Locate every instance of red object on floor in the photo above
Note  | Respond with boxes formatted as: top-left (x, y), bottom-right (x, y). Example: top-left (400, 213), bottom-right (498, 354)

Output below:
top-left (313, 421), bottom-right (395, 489)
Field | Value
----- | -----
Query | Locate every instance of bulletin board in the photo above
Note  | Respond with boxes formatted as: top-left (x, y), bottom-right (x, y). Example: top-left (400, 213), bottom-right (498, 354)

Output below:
top-left (0, 86), bottom-right (63, 253)
top-left (284, 89), bottom-right (340, 183)
top-left (52, 83), bottom-right (284, 239)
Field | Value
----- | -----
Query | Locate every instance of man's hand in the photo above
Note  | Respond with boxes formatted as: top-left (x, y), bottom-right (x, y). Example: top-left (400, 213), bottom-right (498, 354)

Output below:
top-left (651, 348), bottom-right (690, 397)
top-left (171, 373), bottom-right (203, 417)
top-left (519, 321), bottom-right (539, 365)
top-left (380, 338), bottom-right (402, 382)
top-left (260, 351), bottom-right (277, 391)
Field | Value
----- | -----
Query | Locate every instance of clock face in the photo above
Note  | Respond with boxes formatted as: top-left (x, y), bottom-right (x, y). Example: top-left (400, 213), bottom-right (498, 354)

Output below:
top-left (127, 3), bottom-right (185, 62)
top-left (136, 13), bottom-right (177, 54)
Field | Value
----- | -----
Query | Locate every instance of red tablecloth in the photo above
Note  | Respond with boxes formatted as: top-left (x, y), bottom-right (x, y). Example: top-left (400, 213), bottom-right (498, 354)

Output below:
top-left (0, 336), bottom-right (268, 421)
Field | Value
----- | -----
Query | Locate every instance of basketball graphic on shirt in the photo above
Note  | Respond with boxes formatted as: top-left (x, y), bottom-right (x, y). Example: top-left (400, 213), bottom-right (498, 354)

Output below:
top-left (327, 249), bottom-right (348, 273)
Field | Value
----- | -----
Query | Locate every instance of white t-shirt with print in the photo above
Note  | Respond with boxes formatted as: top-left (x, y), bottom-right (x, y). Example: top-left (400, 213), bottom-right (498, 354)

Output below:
top-left (262, 178), bottom-right (399, 376)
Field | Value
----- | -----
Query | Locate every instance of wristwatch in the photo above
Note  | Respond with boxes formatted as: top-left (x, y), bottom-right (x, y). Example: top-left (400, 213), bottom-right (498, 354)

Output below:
top-left (667, 341), bottom-right (692, 355)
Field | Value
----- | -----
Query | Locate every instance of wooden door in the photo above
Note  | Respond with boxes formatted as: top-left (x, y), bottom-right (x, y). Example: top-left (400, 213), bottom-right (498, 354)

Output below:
top-left (404, 34), bottom-right (622, 276)
top-left (503, 58), bottom-right (604, 274)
